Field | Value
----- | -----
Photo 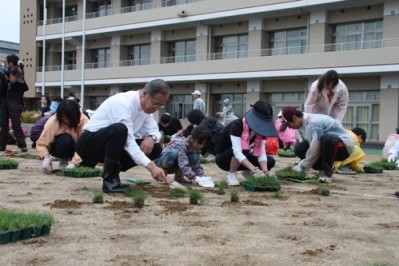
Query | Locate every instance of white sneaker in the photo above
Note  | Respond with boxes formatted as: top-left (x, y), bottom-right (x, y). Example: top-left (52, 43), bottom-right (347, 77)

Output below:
top-left (318, 171), bottom-right (332, 183)
top-left (226, 172), bottom-right (240, 186)
top-left (195, 176), bottom-right (215, 188)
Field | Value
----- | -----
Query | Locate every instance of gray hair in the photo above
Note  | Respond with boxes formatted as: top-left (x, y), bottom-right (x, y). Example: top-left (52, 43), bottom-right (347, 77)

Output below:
top-left (143, 79), bottom-right (170, 98)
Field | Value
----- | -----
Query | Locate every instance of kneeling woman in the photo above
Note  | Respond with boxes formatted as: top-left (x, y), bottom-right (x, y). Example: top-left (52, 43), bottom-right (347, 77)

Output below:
top-left (36, 100), bottom-right (89, 172)
top-left (215, 100), bottom-right (277, 186)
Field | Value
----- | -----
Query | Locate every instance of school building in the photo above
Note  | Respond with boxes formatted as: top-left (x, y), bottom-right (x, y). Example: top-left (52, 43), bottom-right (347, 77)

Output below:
top-left (20, 0), bottom-right (399, 142)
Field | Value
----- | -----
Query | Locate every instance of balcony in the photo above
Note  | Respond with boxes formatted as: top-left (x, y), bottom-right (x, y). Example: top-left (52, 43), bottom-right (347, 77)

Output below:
top-left (36, 38), bottom-right (399, 72)
top-left (37, 0), bottom-right (203, 25)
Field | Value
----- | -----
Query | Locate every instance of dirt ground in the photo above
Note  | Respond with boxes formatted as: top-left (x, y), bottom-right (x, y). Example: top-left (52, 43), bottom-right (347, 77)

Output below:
top-left (1, 141), bottom-right (399, 266)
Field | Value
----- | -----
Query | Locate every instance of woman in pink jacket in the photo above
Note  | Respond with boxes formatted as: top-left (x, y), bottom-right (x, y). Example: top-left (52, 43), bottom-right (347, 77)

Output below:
top-left (304, 70), bottom-right (348, 122)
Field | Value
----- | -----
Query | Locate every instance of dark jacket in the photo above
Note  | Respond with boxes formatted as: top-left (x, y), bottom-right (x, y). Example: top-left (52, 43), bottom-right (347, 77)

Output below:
top-left (7, 82), bottom-right (28, 100)
top-left (0, 70), bottom-right (7, 100)
top-left (198, 117), bottom-right (224, 155)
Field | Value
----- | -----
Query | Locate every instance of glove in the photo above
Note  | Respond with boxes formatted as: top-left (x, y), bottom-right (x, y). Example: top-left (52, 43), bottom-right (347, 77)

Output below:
top-left (262, 170), bottom-right (270, 177)
top-left (292, 164), bottom-right (304, 173)
top-left (388, 153), bottom-right (398, 163)
top-left (66, 162), bottom-right (76, 169)
top-left (250, 167), bottom-right (266, 178)
top-left (42, 156), bottom-right (53, 172)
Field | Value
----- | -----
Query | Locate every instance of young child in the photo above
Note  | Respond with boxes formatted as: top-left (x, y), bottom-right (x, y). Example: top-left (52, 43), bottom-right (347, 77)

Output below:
top-left (382, 127), bottom-right (399, 158)
top-left (335, 128), bottom-right (367, 174)
top-left (155, 125), bottom-right (213, 187)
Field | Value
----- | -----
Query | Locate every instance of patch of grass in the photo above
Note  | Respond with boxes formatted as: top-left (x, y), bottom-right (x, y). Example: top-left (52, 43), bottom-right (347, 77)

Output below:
top-left (244, 177), bottom-right (281, 187)
top-left (63, 166), bottom-right (102, 177)
top-left (272, 190), bottom-right (284, 199)
top-left (0, 210), bottom-right (55, 232)
top-left (230, 189), bottom-right (239, 202)
top-left (188, 190), bottom-right (204, 205)
top-left (363, 162), bottom-right (384, 173)
top-left (200, 157), bottom-right (208, 164)
top-left (0, 159), bottom-right (19, 170)
top-left (358, 260), bottom-right (394, 266)
top-left (314, 186), bottom-right (330, 196)
top-left (216, 180), bottom-right (228, 195)
top-left (169, 188), bottom-right (187, 199)
top-left (275, 167), bottom-right (307, 180)
top-left (20, 110), bottom-right (41, 123)
top-left (277, 150), bottom-right (296, 158)
top-left (92, 191), bottom-right (104, 204)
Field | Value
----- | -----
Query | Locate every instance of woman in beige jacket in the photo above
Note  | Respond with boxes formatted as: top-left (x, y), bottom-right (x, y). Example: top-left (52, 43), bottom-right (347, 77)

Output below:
top-left (304, 70), bottom-right (349, 122)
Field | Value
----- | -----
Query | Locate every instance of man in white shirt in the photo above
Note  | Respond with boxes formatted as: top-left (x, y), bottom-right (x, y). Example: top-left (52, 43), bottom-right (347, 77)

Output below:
top-left (76, 79), bottom-right (170, 193)
top-left (191, 90), bottom-right (206, 115)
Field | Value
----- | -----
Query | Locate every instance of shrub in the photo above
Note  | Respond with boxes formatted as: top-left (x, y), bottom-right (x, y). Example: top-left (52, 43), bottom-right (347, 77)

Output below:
top-left (20, 110), bottom-right (41, 124)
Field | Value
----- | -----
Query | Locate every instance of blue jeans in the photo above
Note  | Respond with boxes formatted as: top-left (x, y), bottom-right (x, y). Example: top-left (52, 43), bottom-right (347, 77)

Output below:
top-left (49, 134), bottom-right (75, 160)
top-left (155, 149), bottom-right (200, 178)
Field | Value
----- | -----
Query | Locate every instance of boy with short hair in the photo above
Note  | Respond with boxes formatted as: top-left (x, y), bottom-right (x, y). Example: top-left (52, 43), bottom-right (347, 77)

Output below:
top-left (336, 127), bottom-right (367, 174)
top-left (155, 125), bottom-right (213, 186)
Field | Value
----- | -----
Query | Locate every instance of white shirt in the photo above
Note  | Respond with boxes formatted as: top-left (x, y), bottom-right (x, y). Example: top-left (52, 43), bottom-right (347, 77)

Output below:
top-left (193, 98), bottom-right (206, 114)
top-left (83, 90), bottom-right (161, 167)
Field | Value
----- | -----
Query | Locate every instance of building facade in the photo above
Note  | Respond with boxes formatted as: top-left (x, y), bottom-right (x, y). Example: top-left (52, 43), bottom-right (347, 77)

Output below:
top-left (0, 40), bottom-right (19, 69)
top-left (20, 0), bottom-right (399, 142)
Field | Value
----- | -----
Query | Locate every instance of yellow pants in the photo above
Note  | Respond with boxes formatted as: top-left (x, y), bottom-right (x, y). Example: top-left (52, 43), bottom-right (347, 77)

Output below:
top-left (335, 145), bottom-right (366, 171)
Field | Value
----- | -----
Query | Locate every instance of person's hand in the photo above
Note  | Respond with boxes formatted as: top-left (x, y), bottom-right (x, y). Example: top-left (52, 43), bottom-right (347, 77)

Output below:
top-left (42, 156), bottom-right (53, 173)
top-left (250, 167), bottom-right (266, 178)
top-left (66, 162), bottom-right (76, 169)
top-left (262, 170), bottom-right (270, 177)
top-left (292, 164), bottom-right (303, 173)
top-left (388, 153), bottom-right (398, 163)
top-left (140, 137), bottom-right (155, 155)
top-left (147, 162), bottom-right (167, 182)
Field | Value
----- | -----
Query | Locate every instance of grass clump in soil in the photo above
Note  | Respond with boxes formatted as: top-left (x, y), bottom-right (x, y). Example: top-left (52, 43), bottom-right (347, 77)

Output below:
top-left (92, 191), bottom-right (104, 204)
top-left (215, 180), bottom-right (228, 195)
top-left (229, 189), bottom-right (240, 202)
top-left (169, 188), bottom-right (187, 199)
top-left (188, 190), bottom-right (204, 205)
top-left (131, 192), bottom-right (146, 208)
top-left (314, 186), bottom-right (330, 196)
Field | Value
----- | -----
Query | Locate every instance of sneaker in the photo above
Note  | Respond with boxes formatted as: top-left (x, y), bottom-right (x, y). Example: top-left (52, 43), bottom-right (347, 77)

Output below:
top-left (226, 172), bottom-right (240, 186)
top-left (337, 166), bottom-right (356, 175)
top-left (59, 159), bottom-right (68, 169)
top-left (318, 171), bottom-right (332, 183)
top-left (20, 147), bottom-right (28, 153)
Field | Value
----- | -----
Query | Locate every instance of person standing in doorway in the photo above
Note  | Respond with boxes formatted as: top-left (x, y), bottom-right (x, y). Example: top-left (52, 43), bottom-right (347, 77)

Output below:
top-left (304, 70), bottom-right (349, 122)
top-left (191, 90), bottom-right (206, 115)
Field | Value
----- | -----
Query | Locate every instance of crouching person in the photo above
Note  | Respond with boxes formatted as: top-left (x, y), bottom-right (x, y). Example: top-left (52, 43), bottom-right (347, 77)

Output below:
top-left (155, 125), bottom-right (212, 186)
top-left (215, 100), bottom-right (277, 186)
top-left (281, 106), bottom-right (355, 183)
top-left (76, 79), bottom-right (169, 193)
top-left (36, 100), bottom-right (89, 172)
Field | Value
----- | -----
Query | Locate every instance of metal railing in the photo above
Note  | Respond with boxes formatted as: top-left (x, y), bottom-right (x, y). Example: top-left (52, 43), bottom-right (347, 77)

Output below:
top-left (38, 0), bottom-right (203, 25)
top-left (36, 38), bottom-right (399, 72)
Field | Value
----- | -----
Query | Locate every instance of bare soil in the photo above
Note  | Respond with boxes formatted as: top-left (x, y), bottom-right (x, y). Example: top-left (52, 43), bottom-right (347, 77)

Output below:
top-left (1, 143), bottom-right (399, 265)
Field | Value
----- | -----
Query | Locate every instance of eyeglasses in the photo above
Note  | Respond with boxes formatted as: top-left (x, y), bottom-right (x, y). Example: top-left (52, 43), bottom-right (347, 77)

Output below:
top-left (151, 103), bottom-right (165, 110)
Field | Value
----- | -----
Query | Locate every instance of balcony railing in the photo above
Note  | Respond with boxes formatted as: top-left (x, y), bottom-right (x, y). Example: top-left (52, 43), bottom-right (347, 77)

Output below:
top-left (38, 0), bottom-right (203, 25)
top-left (36, 38), bottom-right (399, 72)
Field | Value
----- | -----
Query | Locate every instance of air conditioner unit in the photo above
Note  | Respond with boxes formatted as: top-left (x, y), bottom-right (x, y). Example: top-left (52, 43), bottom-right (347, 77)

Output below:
top-left (177, 9), bottom-right (187, 17)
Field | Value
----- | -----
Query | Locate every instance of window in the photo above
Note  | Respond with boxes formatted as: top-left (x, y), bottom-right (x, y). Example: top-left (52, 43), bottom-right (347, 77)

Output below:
top-left (65, 5), bottom-right (78, 17)
top-left (92, 0), bottom-right (111, 17)
top-left (167, 40), bottom-right (196, 63)
top-left (342, 91), bottom-right (380, 141)
top-left (214, 35), bottom-right (248, 59)
top-left (127, 0), bottom-right (153, 11)
top-left (268, 28), bottom-right (307, 55)
top-left (214, 94), bottom-right (247, 118)
top-left (91, 48), bottom-right (111, 68)
top-left (64, 51), bottom-right (76, 70)
top-left (267, 92), bottom-right (305, 115)
top-left (165, 95), bottom-right (193, 119)
top-left (127, 44), bottom-right (151, 65)
top-left (331, 20), bottom-right (383, 51)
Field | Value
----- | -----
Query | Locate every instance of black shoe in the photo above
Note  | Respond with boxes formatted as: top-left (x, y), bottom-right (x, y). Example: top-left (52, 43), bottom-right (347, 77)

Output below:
top-left (20, 147), bottom-right (28, 153)
top-left (102, 178), bottom-right (129, 193)
top-left (395, 191), bottom-right (399, 198)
